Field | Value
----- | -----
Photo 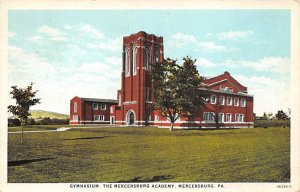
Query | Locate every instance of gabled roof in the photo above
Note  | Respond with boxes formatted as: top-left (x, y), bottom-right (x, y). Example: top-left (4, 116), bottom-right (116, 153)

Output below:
top-left (202, 71), bottom-right (247, 93)
top-left (81, 98), bottom-right (117, 103)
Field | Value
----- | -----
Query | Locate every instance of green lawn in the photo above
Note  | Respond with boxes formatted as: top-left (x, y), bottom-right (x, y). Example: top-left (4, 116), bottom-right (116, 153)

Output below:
top-left (8, 126), bottom-right (290, 183)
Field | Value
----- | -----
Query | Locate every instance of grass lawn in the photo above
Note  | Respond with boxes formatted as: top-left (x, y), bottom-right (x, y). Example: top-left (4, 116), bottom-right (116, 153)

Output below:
top-left (7, 126), bottom-right (290, 183)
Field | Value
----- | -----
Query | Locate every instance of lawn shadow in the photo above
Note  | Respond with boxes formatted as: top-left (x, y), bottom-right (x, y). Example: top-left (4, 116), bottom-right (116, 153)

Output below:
top-left (117, 175), bottom-right (173, 182)
top-left (63, 136), bottom-right (112, 140)
top-left (8, 157), bottom-right (55, 167)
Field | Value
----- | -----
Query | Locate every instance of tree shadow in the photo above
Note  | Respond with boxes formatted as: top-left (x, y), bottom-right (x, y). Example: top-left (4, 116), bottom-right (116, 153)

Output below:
top-left (117, 175), bottom-right (173, 182)
top-left (63, 136), bottom-right (112, 140)
top-left (8, 157), bottom-right (54, 167)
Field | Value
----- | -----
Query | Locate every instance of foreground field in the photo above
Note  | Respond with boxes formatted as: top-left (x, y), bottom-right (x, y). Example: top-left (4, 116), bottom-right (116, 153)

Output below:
top-left (8, 126), bottom-right (290, 182)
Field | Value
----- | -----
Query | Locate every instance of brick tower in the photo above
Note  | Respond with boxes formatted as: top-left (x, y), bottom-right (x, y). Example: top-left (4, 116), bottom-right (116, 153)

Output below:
top-left (113, 31), bottom-right (164, 126)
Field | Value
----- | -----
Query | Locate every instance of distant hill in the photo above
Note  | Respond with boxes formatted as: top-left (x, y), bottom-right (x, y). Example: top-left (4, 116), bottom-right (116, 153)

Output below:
top-left (28, 110), bottom-right (69, 119)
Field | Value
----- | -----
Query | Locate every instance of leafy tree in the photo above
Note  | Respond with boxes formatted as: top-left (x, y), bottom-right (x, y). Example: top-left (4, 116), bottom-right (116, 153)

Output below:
top-left (152, 57), bottom-right (208, 131)
top-left (262, 112), bottom-right (268, 120)
top-left (275, 110), bottom-right (289, 120)
top-left (8, 83), bottom-right (41, 143)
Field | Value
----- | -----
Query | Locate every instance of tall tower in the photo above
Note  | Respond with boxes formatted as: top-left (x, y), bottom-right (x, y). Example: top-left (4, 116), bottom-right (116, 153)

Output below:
top-left (116, 31), bottom-right (164, 126)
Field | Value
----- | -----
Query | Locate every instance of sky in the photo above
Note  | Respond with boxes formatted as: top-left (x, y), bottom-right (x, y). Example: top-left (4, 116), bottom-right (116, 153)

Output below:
top-left (8, 10), bottom-right (291, 116)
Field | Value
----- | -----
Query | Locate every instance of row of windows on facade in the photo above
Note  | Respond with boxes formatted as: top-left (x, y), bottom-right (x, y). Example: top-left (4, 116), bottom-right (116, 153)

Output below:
top-left (208, 95), bottom-right (246, 107)
top-left (73, 102), bottom-right (107, 113)
top-left (73, 115), bottom-right (105, 121)
top-left (73, 113), bottom-right (244, 122)
top-left (117, 87), bottom-right (152, 106)
top-left (125, 47), bottom-right (160, 77)
top-left (203, 112), bottom-right (244, 122)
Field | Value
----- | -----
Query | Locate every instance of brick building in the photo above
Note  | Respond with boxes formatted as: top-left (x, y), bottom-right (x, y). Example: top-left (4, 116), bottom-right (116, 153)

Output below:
top-left (70, 31), bottom-right (254, 128)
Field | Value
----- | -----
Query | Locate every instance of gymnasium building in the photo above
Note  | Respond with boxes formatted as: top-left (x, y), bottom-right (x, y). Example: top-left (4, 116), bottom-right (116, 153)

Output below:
top-left (70, 31), bottom-right (254, 128)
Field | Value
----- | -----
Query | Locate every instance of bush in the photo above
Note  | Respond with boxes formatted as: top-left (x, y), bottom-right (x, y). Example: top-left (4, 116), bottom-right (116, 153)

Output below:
top-left (8, 118), bottom-right (21, 127)
top-left (254, 120), bottom-right (290, 128)
top-left (35, 117), bottom-right (69, 125)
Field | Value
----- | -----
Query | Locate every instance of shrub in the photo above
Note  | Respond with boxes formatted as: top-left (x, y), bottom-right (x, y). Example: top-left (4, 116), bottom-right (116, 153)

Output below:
top-left (8, 118), bottom-right (21, 127)
top-left (254, 120), bottom-right (290, 128)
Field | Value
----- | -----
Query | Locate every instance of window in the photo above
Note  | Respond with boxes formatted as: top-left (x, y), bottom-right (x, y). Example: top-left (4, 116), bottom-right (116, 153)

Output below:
top-left (219, 113), bottom-right (224, 122)
top-left (73, 115), bottom-right (78, 121)
top-left (74, 102), bottom-right (77, 113)
top-left (227, 97), bottom-right (232, 106)
top-left (226, 113), bottom-right (232, 122)
top-left (235, 114), bottom-right (244, 122)
top-left (133, 47), bottom-right (137, 75)
top-left (100, 104), bottom-right (106, 110)
top-left (110, 106), bottom-right (113, 113)
top-left (240, 98), bottom-right (246, 107)
top-left (145, 47), bottom-right (151, 70)
top-left (234, 98), bottom-right (239, 106)
top-left (145, 87), bottom-right (151, 101)
top-left (92, 103), bottom-right (98, 110)
top-left (211, 95), bottom-right (217, 104)
top-left (203, 97), bottom-right (209, 103)
top-left (118, 95), bottom-right (121, 106)
top-left (203, 112), bottom-right (215, 121)
top-left (148, 115), bottom-right (151, 121)
top-left (155, 115), bottom-right (159, 121)
top-left (125, 48), bottom-right (130, 76)
top-left (219, 96), bottom-right (225, 105)
top-left (94, 115), bottom-right (104, 121)
top-left (154, 48), bottom-right (160, 63)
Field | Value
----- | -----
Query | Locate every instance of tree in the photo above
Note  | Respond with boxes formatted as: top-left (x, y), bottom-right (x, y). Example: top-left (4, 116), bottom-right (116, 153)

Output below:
top-left (275, 110), bottom-right (289, 120)
top-left (262, 112), bottom-right (268, 120)
top-left (8, 83), bottom-right (41, 143)
top-left (152, 56), bottom-right (208, 131)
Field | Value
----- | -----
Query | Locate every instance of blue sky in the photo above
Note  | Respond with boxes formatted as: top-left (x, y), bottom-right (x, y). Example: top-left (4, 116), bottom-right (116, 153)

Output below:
top-left (8, 10), bottom-right (291, 116)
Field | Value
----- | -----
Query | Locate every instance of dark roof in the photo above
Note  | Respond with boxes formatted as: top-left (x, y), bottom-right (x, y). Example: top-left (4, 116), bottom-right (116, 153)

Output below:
top-left (81, 98), bottom-right (117, 103)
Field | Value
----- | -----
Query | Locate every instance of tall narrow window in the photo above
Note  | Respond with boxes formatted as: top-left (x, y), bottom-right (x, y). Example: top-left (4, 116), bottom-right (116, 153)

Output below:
top-left (92, 103), bottom-right (98, 110)
top-left (133, 47), bottom-right (137, 75)
top-left (211, 95), bottom-right (217, 104)
top-left (118, 95), bottom-right (121, 106)
top-left (74, 102), bottom-right (77, 113)
top-left (145, 87), bottom-right (151, 101)
top-left (240, 98), bottom-right (246, 107)
top-left (145, 47), bottom-right (150, 70)
top-left (219, 96), bottom-right (225, 105)
top-left (154, 48), bottom-right (160, 63)
top-left (226, 113), bottom-right (232, 122)
top-left (234, 98), bottom-right (239, 106)
top-left (125, 48), bottom-right (130, 76)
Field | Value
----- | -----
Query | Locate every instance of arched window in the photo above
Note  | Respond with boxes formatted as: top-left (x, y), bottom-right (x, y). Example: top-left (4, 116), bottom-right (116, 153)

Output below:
top-left (154, 48), bottom-right (160, 63)
top-left (125, 48), bottom-right (130, 76)
top-left (133, 47), bottom-right (137, 75)
top-left (145, 47), bottom-right (150, 70)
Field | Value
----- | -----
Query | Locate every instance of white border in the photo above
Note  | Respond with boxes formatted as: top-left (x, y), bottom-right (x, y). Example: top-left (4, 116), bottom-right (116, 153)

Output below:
top-left (0, 1), bottom-right (299, 192)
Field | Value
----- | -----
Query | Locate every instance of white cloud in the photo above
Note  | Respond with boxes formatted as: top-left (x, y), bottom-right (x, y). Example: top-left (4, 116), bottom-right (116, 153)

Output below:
top-left (77, 24), bottom-right (105, 40)
top-left (8, 45), bottom-right (54, 75)
top-left (198, 41), bottom-right (228, 51)
top-left (27, 36), bottom-right (43, 43)
top-left (38, 25), bottom-right (67, 41)
top-left (195, 58), bottom-right (216, 67)
top-left (104, 56), bottom-right (122, 66)
top-left (170, 32), bottom-right (197, 48)
top-left (218, 30), bottom-right (253, 40)
top-left (8, 45), bottom-right (121, 114)
top-left (88, 36), bottom-right (122, 51)
top-left (8, 31), bottom-right (16, 38)
top-left (224, 56), bottom-right (290, 73)
top-left (169, 32), bottom-right (230, 52)
top-left (235, 75), bottom-right (290, 116)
